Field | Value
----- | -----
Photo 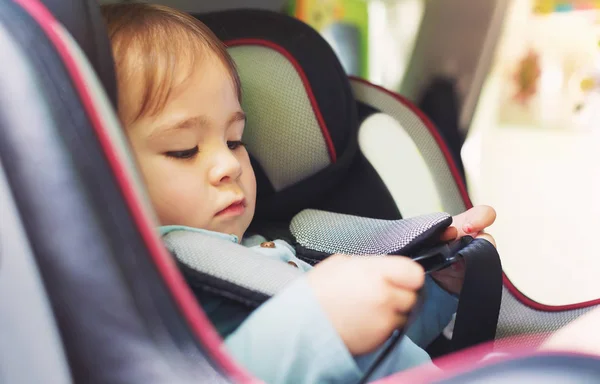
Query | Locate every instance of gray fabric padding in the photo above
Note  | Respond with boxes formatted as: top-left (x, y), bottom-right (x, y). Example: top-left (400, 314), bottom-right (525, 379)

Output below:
top-left (495, 286), bottom-right (598, 348)
top-left (350, 79), bottom-right (466, 216)
top-left (163, 231), bottom-right (303, 298)
top-left (229, 45), bottom-right (331, 191)
top-left (165, 211), bottom-right (449, 299)
top-left (291, 209), bottom-right (450, 255)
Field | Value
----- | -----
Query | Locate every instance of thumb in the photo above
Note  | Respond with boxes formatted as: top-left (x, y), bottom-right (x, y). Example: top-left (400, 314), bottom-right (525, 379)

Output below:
top-left (462, 205), bottom-right (496, 235)
top-left (377, 257), bottom-right (425, 290)
top-left (440, 226), bottom-right (458, 242)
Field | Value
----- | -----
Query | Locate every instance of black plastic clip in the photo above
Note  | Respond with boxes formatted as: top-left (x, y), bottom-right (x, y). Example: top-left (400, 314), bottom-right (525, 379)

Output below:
top-left (411, 235), bottom-right (474, 274)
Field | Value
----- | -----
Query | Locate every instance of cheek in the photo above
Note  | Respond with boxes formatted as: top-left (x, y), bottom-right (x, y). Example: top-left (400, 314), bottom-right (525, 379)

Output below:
top-left (241, 157), bottom-right (257, 205)
top-left (137, 157), bottom-right (207, 224)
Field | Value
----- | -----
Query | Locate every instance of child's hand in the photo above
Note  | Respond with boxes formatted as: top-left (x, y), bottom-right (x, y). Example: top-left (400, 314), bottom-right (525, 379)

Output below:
top-left (432, 205), bottom-right (497, 294)
top-left (441, 205), bottom-right (497, 242)
top-left (307, 254), bottom-right (425, 355)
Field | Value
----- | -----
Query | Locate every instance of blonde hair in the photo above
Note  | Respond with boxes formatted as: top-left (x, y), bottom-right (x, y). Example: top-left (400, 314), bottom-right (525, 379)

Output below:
top-left (101, 3), bottom-right (242, 125)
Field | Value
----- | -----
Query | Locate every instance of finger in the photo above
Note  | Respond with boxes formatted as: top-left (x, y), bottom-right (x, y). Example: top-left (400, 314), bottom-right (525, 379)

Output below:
top-left (390, 288), bottom-right (418, 314)
top-left (462, 205), bottom-right (497, 234)
top-left (440, 226), bottom-right (458, 242)
top-left (326, 253), bottom-right (351, 263)
top-left (378, 257), bottom-right (425, 290)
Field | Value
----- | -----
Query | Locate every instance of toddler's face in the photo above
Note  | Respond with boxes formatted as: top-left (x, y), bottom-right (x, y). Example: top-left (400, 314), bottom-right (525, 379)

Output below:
top-left (126, 57), bottom-right (256, 240)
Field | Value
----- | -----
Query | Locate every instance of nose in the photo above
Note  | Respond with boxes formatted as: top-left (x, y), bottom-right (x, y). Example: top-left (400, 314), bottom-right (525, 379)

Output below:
top-left (208, 145), bottom-right (242, 185)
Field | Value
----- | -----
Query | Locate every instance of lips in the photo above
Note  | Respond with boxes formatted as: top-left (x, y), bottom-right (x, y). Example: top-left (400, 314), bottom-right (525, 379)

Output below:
top-left (216, 198), bottom-right (246, 217)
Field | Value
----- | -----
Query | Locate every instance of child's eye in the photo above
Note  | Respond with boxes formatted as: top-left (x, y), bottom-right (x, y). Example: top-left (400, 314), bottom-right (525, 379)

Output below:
top-left (165, 146), bottom-right (199, 159)
top-left (227, 140), bottom-right (246, 150)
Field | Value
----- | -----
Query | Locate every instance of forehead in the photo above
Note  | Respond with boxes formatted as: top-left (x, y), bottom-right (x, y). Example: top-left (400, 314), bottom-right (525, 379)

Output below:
top-left (162, 57), bottom-right (240, 115)
top-left (128, 59), bottom-right (243, 139)
top-left (117, 34), bottom-right (239, 127)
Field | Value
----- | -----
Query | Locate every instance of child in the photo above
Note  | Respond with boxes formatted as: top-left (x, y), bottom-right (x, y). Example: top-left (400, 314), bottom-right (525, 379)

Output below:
top-left (101, 4), bottom-right (497, 383)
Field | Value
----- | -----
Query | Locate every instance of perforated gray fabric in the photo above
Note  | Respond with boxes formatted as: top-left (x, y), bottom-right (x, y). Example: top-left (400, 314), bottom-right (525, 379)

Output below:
top-left (290, 209), bottom-right (451, 255)
top-left (229, 46), bottom-right (331, 191)
top-left (495, 286), bottom-right (597, 348)
top-left (164, 231), bottom-right (302, 297)
top-left (350, 79), bottom-right (466, 216)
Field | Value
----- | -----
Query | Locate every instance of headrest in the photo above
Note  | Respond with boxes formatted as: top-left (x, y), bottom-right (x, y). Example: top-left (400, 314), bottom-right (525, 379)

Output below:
top-left (196, 10), bottom-right (359, 221)
top-left (37, 0), bottom-right (117, 107)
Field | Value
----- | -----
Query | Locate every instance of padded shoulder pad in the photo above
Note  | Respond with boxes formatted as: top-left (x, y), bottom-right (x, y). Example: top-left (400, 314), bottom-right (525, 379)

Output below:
top-left (164, 231), bottom-right (303, 307)
top-left (290, 210), bottom-right (452, 256)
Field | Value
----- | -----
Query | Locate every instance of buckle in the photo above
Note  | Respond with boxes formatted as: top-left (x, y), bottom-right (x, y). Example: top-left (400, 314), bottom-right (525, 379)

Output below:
top-left (411, 235), bottom-right (474, 274)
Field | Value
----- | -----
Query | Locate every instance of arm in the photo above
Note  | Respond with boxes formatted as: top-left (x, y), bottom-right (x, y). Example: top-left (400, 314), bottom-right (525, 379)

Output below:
top-left (223, 273), bottom-right (446, 384)
top-left (404, 276), bottom-right (458, 348)
top-left (224, 277), bottom-right (363, 384)
top-left (354, 335), bottom-right (437, 381)
top-left (351, 277), bottom-right (456, 380)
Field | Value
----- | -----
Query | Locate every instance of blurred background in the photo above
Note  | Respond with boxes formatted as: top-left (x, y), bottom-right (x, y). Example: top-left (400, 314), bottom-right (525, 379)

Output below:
top-left (101, 0), bottom-right (600, 305)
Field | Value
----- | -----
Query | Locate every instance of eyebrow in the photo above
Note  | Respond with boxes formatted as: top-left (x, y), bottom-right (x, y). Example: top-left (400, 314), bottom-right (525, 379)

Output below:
top-left (228, 111), bottom-right (247, 126)
top-left (149, 111), bottom-right (246, 139)
top-left (149, 115), bottom-right (208, 139)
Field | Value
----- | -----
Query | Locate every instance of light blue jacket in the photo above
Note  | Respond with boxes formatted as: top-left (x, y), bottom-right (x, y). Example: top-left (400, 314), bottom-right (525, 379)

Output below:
top-left (160, 226), bottom-right (458, 383)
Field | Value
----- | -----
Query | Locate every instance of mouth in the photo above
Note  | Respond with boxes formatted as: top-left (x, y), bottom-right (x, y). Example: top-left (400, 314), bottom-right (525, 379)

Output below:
top-left (215, 198), bottom-right (246, 217)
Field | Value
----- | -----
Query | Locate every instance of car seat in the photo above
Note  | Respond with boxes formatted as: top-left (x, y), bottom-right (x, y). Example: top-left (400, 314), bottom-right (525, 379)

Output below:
top-left (176, 9), bottom-right (501, 357)
top-left (192, 8), bottom-right (599, 350)
top-left (417, 76), bottom-right (467, 186)
top-left (0, 0), bottom-right (597, 383)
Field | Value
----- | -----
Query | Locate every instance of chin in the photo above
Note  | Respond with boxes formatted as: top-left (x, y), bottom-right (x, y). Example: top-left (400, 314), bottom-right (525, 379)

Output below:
top-left (215, 226), bottom-right (244, 241)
